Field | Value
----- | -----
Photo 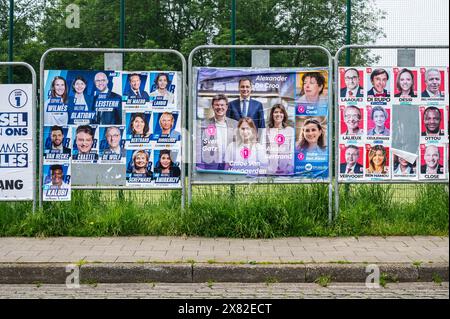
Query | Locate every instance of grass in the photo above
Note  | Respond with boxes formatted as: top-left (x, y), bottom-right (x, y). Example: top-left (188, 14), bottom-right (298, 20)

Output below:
top-left (0, 184), bottom-right (448, 238)
top-left (314, 275), bottom-right (332, 287)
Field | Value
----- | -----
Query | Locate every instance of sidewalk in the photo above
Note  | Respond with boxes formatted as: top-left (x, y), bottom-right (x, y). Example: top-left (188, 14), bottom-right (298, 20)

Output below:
top-left (0, 236), bottom-right (448, 283)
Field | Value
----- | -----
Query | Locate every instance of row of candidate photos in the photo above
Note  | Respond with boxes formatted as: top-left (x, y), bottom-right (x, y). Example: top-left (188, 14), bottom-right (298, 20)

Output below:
top-left (339, 67), bottom-right (448, 105)
top-left (338, 143), bottom-right (447, 181)
top-left (44, 70), bottom-right (178, 127)
top-left (340, 104), bottom-right (449, 143)
top-left (43, 117), bottom-right (181, 164)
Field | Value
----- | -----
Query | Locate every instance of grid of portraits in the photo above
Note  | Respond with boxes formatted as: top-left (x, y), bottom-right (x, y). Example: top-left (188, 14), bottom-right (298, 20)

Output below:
top-left (194, 67), bottom-right (329, 180)
top-left (42, 70), bottom-right (181, 201)
top-left (338, 66), bottom-right (448, 181)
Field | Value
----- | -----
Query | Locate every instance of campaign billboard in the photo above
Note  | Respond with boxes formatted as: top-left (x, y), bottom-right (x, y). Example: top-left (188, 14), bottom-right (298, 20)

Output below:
top-left (338, 66), bottom-right (449, 182)
top-left (193, 67), bottom-right (330, 182)
top-left (43, 70), bottom-right (182, 200)
top-left (0, 84), bottom-right (34, 200)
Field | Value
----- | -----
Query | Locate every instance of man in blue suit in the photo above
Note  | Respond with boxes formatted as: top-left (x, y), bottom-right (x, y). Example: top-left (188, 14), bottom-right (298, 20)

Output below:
top-left (226, 78), bottom-right (265, 130)
top-left (93, 72), bottom-right (122, 125)
top-left (125, 73), bottom-right (150, 101)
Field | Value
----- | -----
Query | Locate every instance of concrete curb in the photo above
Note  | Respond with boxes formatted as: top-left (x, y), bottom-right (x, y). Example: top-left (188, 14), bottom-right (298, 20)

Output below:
top-left (0, 262), bottom-right (447, 284)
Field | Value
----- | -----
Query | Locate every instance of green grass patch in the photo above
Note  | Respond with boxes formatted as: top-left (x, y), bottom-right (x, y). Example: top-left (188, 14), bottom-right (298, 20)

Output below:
top-left (0, 184), bottom-right (448, 237)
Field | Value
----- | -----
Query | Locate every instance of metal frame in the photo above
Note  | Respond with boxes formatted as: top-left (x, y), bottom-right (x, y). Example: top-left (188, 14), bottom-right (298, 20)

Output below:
top-left (0, 61), bottom-right (37, 212)
top-left (39, 48), bottom-right (187, 209)
top-left (334, 44), bottom-right (450, 216)
top-left (188, 45), bottom-right (334, 223)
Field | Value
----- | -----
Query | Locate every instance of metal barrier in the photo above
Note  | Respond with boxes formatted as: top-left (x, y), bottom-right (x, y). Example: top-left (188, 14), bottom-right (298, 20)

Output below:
top-left (188, 45), bottom-right (334, 223)
top-left (334, 45), bottom-right (450, 217)
top-left (39, 48), bottom-right (187, 209)
top-left (0, 61), bottom-right (37, 212)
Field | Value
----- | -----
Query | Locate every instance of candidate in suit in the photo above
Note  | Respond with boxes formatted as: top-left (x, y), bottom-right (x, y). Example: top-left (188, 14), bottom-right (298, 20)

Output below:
top-left (421, 145), bottom-right (444, 175)
top-left (102, 126), bottom-right (126, 158)
top-left (422, 106), bottom-right (444, 136)
top-left (92, 72), bottom-right (122, 125)
top-left (49, 125), bottom-right (71, 154)
top-left (125, 73), bottom-right (150, 101)
top-left (367, 68), bottom-right (389, 97)
top-left (421, 68), bottom-right (444, 98)
top-left (226, 78), bottom-right (265, 130)
top-left (340, 145), bottom-right (363, 174)
top-left (196, 94), bottom-right (238, 171)
top-left (340, 68), bottom-right (364, 97)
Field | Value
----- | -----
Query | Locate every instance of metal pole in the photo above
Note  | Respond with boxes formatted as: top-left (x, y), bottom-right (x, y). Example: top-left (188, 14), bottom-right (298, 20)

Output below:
top-left (8, 0), bottom-right (14, 83)
top-left (120, 0), bottom-right (125, 49)
top-left (345, 0), bottom-right (351, 66)
top-left (231, 0), bottom-right (236, 66)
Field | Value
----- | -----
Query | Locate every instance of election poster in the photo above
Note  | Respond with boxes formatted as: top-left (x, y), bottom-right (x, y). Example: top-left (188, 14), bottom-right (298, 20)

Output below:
top-left (43, 70), bottom-right (182, 199)
top-left (194, 67), bottom-right (330, 181)
top-left (42, 163), bottom-right (71, 201)
top-left (0, 84), bottom-right (34, 200)
top-left (338, 66), bottom-right (449, 182)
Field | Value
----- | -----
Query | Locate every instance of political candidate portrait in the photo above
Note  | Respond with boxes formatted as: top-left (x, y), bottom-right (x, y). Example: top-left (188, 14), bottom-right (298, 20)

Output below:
top-left (340, 145), bottom-right (363, 174)
top-left (154, 150), bottom-right (181, 178)
top-left (366, 145), bottom-right (388, 174)
top-left (196, 94), bottom-right (238, 170)
top-left (394, 68), bottom-right (416, 98)
top-left (48, 125), bottom-right (71, 154)
top-left (298, 72), bottom-right (328, 104)
top-left (422, 106), bottom-right (444, 136)
top-left (129, 113), bottom-right (151, 138)
top-left (45, 164), bottom-right (69, 189)
top-left (226, 78), bottom-right (265, 130)
top-left (367, 68), bottom-right (390, 97)
top-left (343, 105), bottom-right (363, 135)
top-left (93, 72), bottom-right (122, 125)
top-left (149, 73), bottom-right (175, 104)
top-left (68, 76), bottom-right (96, 124)
top-left (159, 112), bottom-right (181, 139)
top-left (44, 76), bottom-right (69, 125)
top-left (125, 73), bottom-right (150, 101)
top-left (73, 125), bottom-right (98, 160)
top-left (367, 106), bottom-right (390, 136)
top-left (296, 118), bottom-right (327, 155)
top-left (265, 104), bottom-right (294, 175)
top-left (129, 150), bottom-right (153, 178)
top-left (340, 68), bottom-right (364, 98)
top-left (421, 68), bottom-right (444, 98)
top-left (421, 145), bottom-right (444, 174)
top-left (393, 155), bottom-right (416, 175)
top-left (103, 126), bottom-right (126, 157)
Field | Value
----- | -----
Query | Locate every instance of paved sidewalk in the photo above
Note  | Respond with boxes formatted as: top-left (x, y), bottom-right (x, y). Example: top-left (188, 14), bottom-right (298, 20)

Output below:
top-left (0, 236), bottom-right (448, 263)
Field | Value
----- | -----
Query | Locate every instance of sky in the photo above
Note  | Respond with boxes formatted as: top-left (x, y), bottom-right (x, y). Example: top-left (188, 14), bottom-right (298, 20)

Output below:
top-left (372, 0), bottom-right (449, 66)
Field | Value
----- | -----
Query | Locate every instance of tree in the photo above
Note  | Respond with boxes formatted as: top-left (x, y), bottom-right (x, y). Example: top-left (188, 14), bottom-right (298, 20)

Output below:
top-left (2, 0), bottom-right (386, 83)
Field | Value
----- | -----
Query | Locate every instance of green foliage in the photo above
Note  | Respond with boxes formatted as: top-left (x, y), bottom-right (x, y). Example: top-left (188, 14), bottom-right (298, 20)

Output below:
top-left (0, 184), bottom-right (447, 237)
top-left (314, 275), bottom-right (332, 287)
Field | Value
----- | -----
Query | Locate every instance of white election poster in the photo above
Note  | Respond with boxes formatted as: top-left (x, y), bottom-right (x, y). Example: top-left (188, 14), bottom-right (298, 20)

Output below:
top-left (0, 84), bottom-right (34, 200)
